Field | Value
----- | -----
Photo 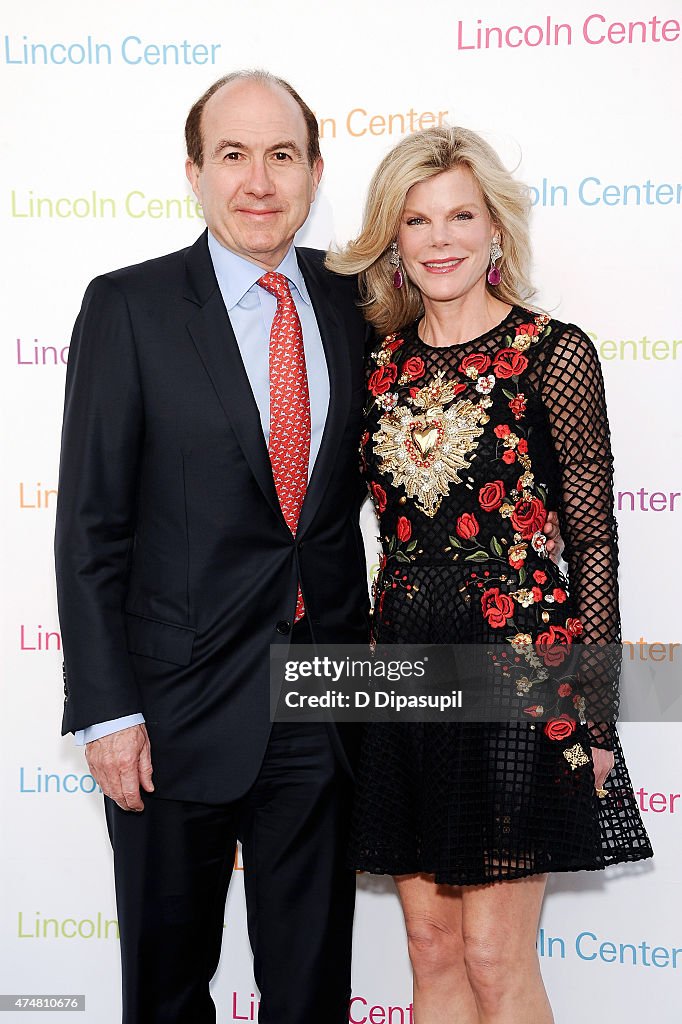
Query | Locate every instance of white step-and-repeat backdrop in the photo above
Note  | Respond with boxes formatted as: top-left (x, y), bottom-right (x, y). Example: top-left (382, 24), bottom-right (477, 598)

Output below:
top-left (2, 1), bottom-right (680, 1020)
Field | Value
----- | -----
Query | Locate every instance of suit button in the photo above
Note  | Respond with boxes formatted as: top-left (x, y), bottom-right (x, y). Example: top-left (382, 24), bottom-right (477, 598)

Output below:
top-left (276, 620), bottom-right (291, 635)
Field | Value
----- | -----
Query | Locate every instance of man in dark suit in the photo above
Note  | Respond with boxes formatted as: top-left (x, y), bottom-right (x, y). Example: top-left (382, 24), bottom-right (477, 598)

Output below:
top-left (55, 70), bottom-right (370, 1024)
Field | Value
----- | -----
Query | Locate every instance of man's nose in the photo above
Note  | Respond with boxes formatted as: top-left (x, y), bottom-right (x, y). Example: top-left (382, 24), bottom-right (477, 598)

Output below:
top-left (244, 158), bottom-right (275, 197)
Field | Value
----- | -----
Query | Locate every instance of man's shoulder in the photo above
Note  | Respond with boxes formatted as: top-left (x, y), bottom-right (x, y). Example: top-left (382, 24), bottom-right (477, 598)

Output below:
top-left (295, 246), bottom-right (360, 303)
top-left (99, 242), bottom-right (193, 291)
top-left (87, 232), bottom-right (209, 302)
top-left (295, 245), bottom-right (326, 267)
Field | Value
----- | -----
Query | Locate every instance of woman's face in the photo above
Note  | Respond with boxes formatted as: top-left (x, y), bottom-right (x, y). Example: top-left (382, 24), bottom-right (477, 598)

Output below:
top-left (397, 166), bottom-right (498, 306)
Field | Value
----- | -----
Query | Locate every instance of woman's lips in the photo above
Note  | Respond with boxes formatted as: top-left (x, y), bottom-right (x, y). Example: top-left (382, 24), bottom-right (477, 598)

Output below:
top-left (421, 257), bottom-right (465, 274)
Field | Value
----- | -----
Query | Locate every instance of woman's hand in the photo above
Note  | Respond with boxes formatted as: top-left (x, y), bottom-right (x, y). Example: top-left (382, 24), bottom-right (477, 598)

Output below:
top-left (591, 746), bottom-right (615, 796)
top-left (543, 510), bottom-right (564, 562)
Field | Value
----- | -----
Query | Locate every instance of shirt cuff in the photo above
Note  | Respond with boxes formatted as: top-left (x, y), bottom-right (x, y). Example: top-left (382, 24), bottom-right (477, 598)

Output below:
top-left (74, 714), bottom-right (146, 746)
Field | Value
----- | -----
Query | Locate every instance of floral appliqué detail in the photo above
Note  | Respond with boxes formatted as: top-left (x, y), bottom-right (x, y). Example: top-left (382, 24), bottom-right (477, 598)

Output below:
top-left (368, 332), bottom-right (491, 517)
top-left (372, 370), bottom-right (486, 517)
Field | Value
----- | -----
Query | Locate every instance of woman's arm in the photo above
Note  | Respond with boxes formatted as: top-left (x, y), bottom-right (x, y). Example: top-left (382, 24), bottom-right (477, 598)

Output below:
top-left (540, 324), bottom-right (620, 751)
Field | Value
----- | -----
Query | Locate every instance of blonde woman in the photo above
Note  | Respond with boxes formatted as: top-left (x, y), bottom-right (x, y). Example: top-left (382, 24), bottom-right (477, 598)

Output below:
top-left (327, 127), bottom-right (652, 1023)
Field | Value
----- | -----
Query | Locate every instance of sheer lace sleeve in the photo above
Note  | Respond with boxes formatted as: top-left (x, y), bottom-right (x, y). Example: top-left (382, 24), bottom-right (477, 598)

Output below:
top-left (541, 325), bottom-right (620, 749)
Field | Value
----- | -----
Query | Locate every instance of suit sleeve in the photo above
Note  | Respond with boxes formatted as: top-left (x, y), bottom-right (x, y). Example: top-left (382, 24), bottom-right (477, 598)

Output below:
top-left (55, 275), bottom-right (145, 734)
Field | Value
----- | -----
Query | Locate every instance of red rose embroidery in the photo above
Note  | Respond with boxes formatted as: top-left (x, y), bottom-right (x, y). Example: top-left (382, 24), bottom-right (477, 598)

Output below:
top-left (536, 625), bottom-right (573, 666)
top-left (511, 497), bottom-right (547, 539)
top-left (543, 715), bottom-right (577, 741)
top-left (492, 349), bottom-right (529, 379)
top-left (459, 353), bottom-right (491, 375)
top-left (481, 588), bottom-right (515, 628)
top-left (533, 570), bottom-right (547, 584)
top-left (386, 336), bottom-right (404, 353)
top-left (517, 322), bottom-right (539, 338)
top-left (371, 482), bottom-right (387, 513)
top-left (524, 704), bottom-right (544, 718)
top-left (402, 356), bottom-right (425, 381)
top-left (532, 586), bottom-right (543, 602)
top-left (502, 450), bottom-right (516, 464)
top-left (396, 516), bottom-right (412, 542)
top-left (517, 438), bottom-right (528, 454)
top-left (494, 423), bottom-right (511, 438)
top-left (455, 512), bottom-right (480, 539)
top-left (453, 381), bottom-right (467, 395)
top-left (558, 683), bottom-right (573, 697)
top-left (479, 480), bottom-right (506, 512)
top-left (566, 618), bottom-right (583, 636)
top-left (553, 588), bottom-right (567, 603)
top-left (509, 395), bottom-right (527, 419)
top-left (368, 364), bottom-right (398, 396)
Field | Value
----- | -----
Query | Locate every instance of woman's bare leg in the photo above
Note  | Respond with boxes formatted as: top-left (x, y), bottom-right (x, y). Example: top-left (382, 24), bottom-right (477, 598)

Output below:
top-left (461, 874), bottom-right (553, 1024)
top-left (394, 873), bottom-right (479, 1023)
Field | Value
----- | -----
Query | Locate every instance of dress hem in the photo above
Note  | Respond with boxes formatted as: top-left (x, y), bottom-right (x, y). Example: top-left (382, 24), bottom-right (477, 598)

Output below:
top-left (352, 847), bottom-right (654, 886)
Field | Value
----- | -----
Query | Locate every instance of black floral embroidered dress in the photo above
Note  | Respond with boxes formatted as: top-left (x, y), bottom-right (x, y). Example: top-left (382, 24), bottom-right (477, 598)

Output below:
top-left (350, 306), bottom-right (653, 884)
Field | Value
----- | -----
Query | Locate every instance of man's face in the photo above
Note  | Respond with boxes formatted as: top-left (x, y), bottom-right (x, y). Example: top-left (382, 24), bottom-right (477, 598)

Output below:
top-left (186, 80), bottom-right (323, 270)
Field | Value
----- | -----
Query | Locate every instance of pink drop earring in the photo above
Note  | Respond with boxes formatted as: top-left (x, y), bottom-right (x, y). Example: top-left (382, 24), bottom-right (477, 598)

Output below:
top-left (389, 241), bottom-right (404, 289)
top-left (487, 239), bottom-right (502, 286)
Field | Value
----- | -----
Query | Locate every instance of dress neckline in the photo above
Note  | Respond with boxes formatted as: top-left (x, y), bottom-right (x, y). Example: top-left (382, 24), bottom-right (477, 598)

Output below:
top-left (407, 305), bottom-right (522, 350)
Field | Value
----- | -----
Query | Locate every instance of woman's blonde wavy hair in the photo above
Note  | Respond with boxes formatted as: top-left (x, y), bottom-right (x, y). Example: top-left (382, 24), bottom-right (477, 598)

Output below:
top-left (325, 126), bottom-right (536, 334)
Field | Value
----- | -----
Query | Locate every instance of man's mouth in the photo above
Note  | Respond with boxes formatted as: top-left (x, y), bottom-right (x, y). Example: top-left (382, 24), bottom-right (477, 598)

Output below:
top-left (237, 208), bottom-right (281, 217)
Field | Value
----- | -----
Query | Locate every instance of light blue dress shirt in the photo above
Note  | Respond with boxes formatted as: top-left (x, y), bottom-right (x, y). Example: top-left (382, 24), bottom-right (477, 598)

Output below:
top-left (75, 233), bottom-right (330, 745)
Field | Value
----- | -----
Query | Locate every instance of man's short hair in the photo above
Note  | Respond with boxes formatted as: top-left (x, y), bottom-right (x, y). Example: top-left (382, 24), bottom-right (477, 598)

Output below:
top-left (185, 70), bottom-right (321, 169)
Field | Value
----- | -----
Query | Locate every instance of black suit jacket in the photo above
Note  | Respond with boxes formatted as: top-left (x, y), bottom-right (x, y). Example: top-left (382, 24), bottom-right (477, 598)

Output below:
top-left (55, 231), bottom-right (371, 803)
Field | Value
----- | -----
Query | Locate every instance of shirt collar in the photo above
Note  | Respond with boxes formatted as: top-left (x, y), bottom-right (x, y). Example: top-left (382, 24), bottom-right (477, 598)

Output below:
top-left (207, 231), bottom-right (311, 310)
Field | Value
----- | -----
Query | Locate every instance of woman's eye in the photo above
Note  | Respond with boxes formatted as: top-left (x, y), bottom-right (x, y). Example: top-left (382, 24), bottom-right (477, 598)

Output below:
top-left (406, 217), bottom-right (425, 226)
top-left (454, 211), bottom-right (473, 220)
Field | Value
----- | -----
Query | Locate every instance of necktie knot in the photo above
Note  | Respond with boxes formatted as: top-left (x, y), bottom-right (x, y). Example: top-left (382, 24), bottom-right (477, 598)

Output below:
top-left (258, 272), bottom-right (292, 303)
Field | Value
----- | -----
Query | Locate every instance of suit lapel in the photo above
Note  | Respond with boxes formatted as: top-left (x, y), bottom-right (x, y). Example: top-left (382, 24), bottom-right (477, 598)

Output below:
top-left (296, 248), bottom-right (352, 538)
top-left (183, 233), bottom-right (284, 525)
top-left (183, 235), bottom-right (354, 537)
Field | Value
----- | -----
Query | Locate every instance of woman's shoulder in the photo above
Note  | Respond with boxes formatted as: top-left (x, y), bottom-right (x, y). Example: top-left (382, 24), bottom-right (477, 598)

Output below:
top-left (366, 320), bottom-right (418, 351)
top-left (518, 310), bottom-right (602, 373)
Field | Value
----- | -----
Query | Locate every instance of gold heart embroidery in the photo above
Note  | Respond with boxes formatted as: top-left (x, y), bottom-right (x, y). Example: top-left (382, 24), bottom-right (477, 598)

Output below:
top-left (374, 396), bottom-right (485, 517)
top-left (404, 417), bottom-right (445, 468)
top-left (411, 424), bottom-right (439, 457)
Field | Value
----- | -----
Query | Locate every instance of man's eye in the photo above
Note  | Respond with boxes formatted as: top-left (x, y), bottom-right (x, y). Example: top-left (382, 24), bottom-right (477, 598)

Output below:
top-left (272, 152), bottom-right (292, 160)
top-left (223, 151), bottom-right (242, 160)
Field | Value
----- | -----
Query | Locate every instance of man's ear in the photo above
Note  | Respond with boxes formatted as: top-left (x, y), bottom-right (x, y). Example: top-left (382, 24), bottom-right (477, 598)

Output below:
top-left (186, 158), bottom-right (201, 200)
top-left (310, 157), bottom-right (324, 201)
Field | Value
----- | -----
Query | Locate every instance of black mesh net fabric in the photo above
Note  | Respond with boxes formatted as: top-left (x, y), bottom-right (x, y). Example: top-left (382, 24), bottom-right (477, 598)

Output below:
top-left (541, 325), bottom-right (621, 747)
top-left (349, 307), bottom-right (653, 884)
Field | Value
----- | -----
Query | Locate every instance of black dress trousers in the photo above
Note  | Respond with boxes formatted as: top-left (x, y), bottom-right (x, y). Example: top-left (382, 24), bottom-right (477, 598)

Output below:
top-left (104, 624), bottom-right (356, 1024)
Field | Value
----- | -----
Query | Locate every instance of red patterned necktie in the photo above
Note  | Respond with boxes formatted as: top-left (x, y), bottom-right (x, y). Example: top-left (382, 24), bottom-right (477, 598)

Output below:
top-left (258, 272), bottom-right (310, 622)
